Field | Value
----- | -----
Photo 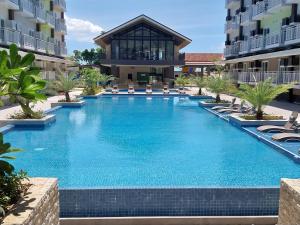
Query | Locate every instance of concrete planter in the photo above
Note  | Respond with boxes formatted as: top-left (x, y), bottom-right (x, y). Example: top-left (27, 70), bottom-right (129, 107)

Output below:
top-left (189, 95), bottom-right (214, 100)
top-left (229, 114), bottom-right (288, 127)
top-left (199, 101), bottom-right (231, 108)
top-left (82, 92), bottom-right (103, 99)
top-left (51, 100), bottom-right (85, 108)
top-left (2, 178), bottom-right (59, 225)
top-left (0, 114), bottom-right (56, 127)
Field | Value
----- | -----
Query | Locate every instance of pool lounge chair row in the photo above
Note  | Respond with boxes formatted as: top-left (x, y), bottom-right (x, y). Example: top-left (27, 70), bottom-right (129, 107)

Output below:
top-left (111, 85), bottom-right (175, 95)
top-left (257, 112), bottom-right (300, 142)
top-left (211, 98), bottom-right (254, 114)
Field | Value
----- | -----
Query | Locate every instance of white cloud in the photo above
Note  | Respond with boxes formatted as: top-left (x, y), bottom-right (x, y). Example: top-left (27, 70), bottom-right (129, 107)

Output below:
top-left (65, 16), bottom-right (104, 43)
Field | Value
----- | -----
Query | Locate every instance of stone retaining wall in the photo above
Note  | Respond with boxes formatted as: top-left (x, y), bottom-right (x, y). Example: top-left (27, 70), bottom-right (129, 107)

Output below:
top-left (278, 179), bottom-right (300, 225)
top-left (2, 178), bottom-right (59, 225)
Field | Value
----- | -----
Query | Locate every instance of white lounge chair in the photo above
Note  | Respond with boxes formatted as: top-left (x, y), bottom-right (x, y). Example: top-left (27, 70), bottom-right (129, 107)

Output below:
top-left (163, 84), bottom-right (170, 95)
top-left (212, 98), bottom-right (236, 111)
top-left (146, 84), bottom-right (152, 95)
top-left (272, 133), bottom-right (300, 142)
top-left (112, 85), bottom-right (119, 94)
top-left (128, 84), bottom-right (135, 94)
top-left (257, 112), bottom-right (298, 133)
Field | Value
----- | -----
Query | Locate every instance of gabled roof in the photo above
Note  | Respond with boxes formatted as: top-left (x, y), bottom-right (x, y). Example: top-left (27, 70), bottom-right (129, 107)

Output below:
top-left (184, 53), bottom-right (224, 66)
top-left (94, 15), bottom-right (192, 49)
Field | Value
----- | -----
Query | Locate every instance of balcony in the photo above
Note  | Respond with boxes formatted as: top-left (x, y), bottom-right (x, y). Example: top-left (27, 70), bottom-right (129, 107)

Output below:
top-left (249, 35), bottom-right (264, 52)
top-left (235, 71), bottom-right (300, 85)
top-left (55, 42), bottom-right (67, 57)
top-left (0, 27), bottom-right (21, 46)
top-left (224, 43), bottom-right (240, 58)
top-left (53, 0), bottom-right (66, 11)
top-left (267, 0), bottom-right (287, 13)
top-left (46, 12), bottom-right (55, 27)
top-left (224, 21), bottom-right (239, 33)
top-left (265, 32), bottom-right (281, 49)
top-left (55, 18), bottom-right (67, 33)
top-left (239, 40), bottom-right (250, 54)
top-left (252, 0), bottom-right (267, 20)
top-left (283, 24), bottom-right (300, 45)
top-left (0, 0), bottom-right (20, 10)
top-left (225, 0), bottom-right (240, 9)
top-left (35, 5), bottom-right (47, 23)
top-left (19, 0), bottom-right (35, 17)
top-left (240, 10), bottom-right (253, 25)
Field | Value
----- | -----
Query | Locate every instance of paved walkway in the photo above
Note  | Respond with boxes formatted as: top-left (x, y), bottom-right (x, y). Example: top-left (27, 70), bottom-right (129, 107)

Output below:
top-left (0, 90), bottom-right (82, 120)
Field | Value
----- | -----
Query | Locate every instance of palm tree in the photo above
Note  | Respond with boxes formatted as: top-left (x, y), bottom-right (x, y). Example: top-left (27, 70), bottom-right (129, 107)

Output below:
top-left (54, 73), bottom-right (77, 102)
top-left (175, 74), bottom-right (189, 89)
top-left (207, 76), bottom-right (231, 103)
top-left (190, 75), bottom-right (207, 95)
top-left (98, 74), bottom-right (115, 88)
top-left (237, 79), bottom-right (292, 120)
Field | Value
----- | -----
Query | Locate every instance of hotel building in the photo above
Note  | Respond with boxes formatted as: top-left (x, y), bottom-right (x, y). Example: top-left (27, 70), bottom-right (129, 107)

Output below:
top-left (0, 0), bottom-right (69, 80)
top-left (94, 15), bottom-right (191, 87)
top-left (224, 0), bottom-right (300, 100)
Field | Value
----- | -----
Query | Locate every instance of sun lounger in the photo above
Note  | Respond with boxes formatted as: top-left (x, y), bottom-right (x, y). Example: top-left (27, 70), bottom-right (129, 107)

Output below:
top-left (146, 85), bottom-right (152, 95)
top-left (112, 85), bottom-right (119, 94)
top-left (128, 84), bottom-right (135, 94)
top-left (179, 87), bottom-right (185, 95)
top-left (212, 98), bottom-right (236, 111)
top-left (272, 133), bottom-right (300, 142)
top-left (217, 101), bottom-right (246, 114)
top-left (257, 111), bottom-right (298, 133)
top-left (163, 85), bottom-right (170, 95)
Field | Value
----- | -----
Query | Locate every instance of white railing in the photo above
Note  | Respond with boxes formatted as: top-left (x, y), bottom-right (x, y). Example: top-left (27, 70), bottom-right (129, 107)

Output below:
top-left (284, 24), bottom-right (300, 43)
top-left (250, 35), bottom-right (264, 50)
top-left (35, 4), bottom-right (47, 21)
top-left (22, 34), bottom-right (35, 49)
top-left (0, 28), bottom-right (21, 46)
top-left (252, 0), bottom-right (267, 18)
top-left (19, 0), bottom-right (35, 15)
top-left (238, 72), bottom-right (250, 83)
top-left (267, 0), bottom-right (284, 10)
top-left (224, 43), bottom-right (239, 57)
top-left (281, 72), bottom-right (300, 84)
top-left (240, 10), bottom-right (252, 24)
top-left (55, 18), bottom-right (67, 33)
top-left (265, 32), bottom-right (280, 47)
top-left (46, 12), bottom-right (55, 26)
top-left (239, 40), bottom-right (249, 53)
top-left (9, 0), bottom-right (19, 5)
top-left (53, 0), bottom-right (66, 10)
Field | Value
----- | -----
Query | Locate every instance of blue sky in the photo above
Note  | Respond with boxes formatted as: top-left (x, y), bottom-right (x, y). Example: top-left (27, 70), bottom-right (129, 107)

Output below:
top-left (66, 0), bottom-right (226, 55)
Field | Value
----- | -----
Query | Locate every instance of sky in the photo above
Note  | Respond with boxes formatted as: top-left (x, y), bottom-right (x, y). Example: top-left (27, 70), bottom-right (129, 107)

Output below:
top-left (65, 0), bottom-right (226, 55)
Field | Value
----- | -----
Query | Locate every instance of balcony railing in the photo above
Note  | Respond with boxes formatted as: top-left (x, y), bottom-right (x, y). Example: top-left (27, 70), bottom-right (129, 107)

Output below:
top-left (252, 0), bottom-right (267, 19)
top-left (283, 24), bottom-right (300, 44)
top-left (46, 12), bottom-right (55, 27)
top-left (19, 0), bottom-right (35, 16)
top-left (267, 0), bottom-right (285, 11)
top-left (225, 0), bottom-right (240, 8)
top-left (0, 27), bottom-right (67, 57)
top-left (55, 18), bottom-right (67, 33)
top-left (265, 32), bottom-right (281, 48)
top-left (250, 35), bottom-right (264, 51)
top-left (8, 0), bottom-right (19, 6)
top-left (224, 43), bottom-right (240, 57)
top-left (53, 0), bottom-right (66, 11)
top-left (232, 71), bottom-right (300, 85)
top-left (240, 10), bottom-right (252, 24)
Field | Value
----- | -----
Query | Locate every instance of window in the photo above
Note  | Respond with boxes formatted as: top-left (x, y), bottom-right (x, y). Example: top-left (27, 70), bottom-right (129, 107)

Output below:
top-left (110, 23), bottom-right (174, 61)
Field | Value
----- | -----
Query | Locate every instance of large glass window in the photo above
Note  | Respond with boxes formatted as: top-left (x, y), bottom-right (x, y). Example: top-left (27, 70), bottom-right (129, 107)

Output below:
top-left (110, 23), bottom-right (174, 61)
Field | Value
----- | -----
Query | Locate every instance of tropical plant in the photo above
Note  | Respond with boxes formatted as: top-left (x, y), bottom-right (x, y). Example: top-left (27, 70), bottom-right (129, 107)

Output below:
top-left (54, 73), bottom-right (77, 102)
top-left (213, 59), bottom-right (225, 77)
top-left (0, 44), bottom-right (47, 118)
top-left (190, 75), bottom-right (207, 95)
top-left (175, 74), bottom-right (189, 88)
top-left (236, 79), bottom-right (292, 120)
top-left (207, 76), bottom-right (231, 103)
top-left (98, 74), bottom-right (115, 88)
top-left (72, 48), bottom-right (105, 65)
top-left (80, 68), bottom-right (101, 95)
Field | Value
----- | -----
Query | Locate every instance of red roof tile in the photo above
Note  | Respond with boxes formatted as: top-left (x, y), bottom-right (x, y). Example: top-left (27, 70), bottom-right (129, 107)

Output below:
top-left (184, 53), bottom-right (224, 63)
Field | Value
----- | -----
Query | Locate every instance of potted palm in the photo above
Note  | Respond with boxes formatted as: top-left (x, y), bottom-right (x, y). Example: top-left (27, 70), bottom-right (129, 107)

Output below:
top-left (229, 79), bottom-right (292, 126)
top-left (199, 76), bottom-right (232, 107)
top-left (51, 73), bottom-right (85, 108)
top-left (0, 45), bottom-right (55, 126)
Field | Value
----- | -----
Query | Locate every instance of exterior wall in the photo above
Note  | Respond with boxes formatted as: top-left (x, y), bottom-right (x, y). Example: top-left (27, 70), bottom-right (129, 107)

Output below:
top-left (119, 66), bottom-right (152, 84)
top-left (2, 178), bottom-right (59, 225)
top-left (278, 179), bottom-right (300, 225)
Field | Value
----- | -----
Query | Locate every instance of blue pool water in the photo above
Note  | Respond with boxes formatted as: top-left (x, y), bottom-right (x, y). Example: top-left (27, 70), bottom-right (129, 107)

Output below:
top-left (5, 96), bottom-right (300, 188)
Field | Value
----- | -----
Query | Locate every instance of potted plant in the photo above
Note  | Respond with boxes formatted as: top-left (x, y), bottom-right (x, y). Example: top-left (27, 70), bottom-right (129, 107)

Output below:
top-left (199, 76), bottom-right (232, 107)
top-left (229, 79), bottom-right (292, 126)
top-left (0, 45), bottom-right (54, 126)
top-left (51, 73), bottom-right (85, 108)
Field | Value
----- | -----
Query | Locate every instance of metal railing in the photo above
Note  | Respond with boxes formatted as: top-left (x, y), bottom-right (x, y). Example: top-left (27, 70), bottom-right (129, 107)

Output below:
top-left (55, 18), bottom-right (67, 33)
top-left (53, 0), bottom-right (66, 10)
top-left (250, 35), bottom-right (264, 51)
top-left (265, 32), bottom-right (281, 47)
top-left (267, 0), bottom-right (284, 11)
top-left (252, 0), bottom-right (267, 18)
top-left (19, 0), bottom-right (35, 15)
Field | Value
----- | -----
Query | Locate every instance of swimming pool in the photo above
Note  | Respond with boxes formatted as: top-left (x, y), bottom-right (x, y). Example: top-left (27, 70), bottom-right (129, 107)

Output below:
top-left (5, 96), bottom-right (300, 188)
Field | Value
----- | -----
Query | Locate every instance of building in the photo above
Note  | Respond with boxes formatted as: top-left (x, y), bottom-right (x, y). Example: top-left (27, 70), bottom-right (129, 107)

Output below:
top-left (182, 53), bottom-right (224, 75)
top-left (94, 15), bottom-right (191, 87)
top-left (224, 0), bottom-right (300, 100)
top-left (0, 0), bottom-right (69, 80)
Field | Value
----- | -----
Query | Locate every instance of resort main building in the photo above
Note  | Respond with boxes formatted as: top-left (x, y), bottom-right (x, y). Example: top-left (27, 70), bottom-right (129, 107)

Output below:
top-left (225, 0), bottom-right (300, 101)
top-left (94, 15), bottom-right (192, 86)
top-left (0, 0), bottom-right (68, 80)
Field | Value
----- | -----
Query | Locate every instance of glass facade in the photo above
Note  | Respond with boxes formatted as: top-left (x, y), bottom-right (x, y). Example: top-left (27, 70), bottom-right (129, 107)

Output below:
top-left (111, 23), bottom-right (174, 61)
